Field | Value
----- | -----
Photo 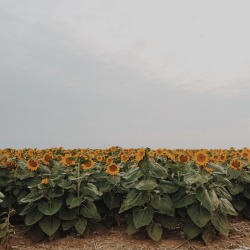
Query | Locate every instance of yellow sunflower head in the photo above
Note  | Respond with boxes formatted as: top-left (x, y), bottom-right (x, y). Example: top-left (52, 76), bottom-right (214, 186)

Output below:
top-left (42, 153), bottom-right (53, 165)
top-left (41, 178), bottom-right (49, 185)
top-left (193, 150), bottom-right (209, 166)
top-left (62, 154), bottom-right (75, 166)
top-left (135, 148), bottom-right (145, 162)
top-left (178, 154), bottom-right (190, 164)
top-left (106, 163), bottom-right (120, 176)
top-left (155, 148), bottom-right (164, 157)
top-left (27, 158), bottom-right (40, 171)
top-left (121, 154), bottom-right (129, 163)
top-left (81, 159), bottom-right (94, 170)
top-left (230, 159), bottom-right (243, 171)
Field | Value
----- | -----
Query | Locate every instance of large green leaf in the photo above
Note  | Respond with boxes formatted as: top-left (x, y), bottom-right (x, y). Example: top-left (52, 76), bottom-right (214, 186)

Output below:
top-left (219, 198), bottom-right (238, 216)
top-left (184, 170), bottom-right (208, 185)
top-left (38, 199), bottom-right (62, 216)
top-left (133, 206), bottom-right (154, 228)
top-left (146, 222), bottom-right (162, 242)
top-left (151, 195), bottom-right (174, 216)
top-left (232, 199), bottom-right (247, 212)
top-left (81, 183), bottom-right (102, 199)
top-left (25, 209), bottom-right (44, 226)
top-left (172, 188), bottom-right (196, 208)
top-left (80, 202), bottom-right (101, 220)
top-left (187, 203), bottom-right (210, 228)
top-left (62, 219), bottom-right (76, 231)
top-left (122, 167), bottom-right (144, 181)
top-left (135, 179), bottom-right (158, 191)
top-left (227, 183), bottom-right (244, 195)
top-left (104, 193), bottom-right (122, 210)
top-left (74, 219), bottom-right (87, 235)
top-left (211, 213), bottom-right (229, 236)
top-left (183, 219), bottom-right (202, 240)
top-left (148, 159), bottom-right (168, 179)
top-left (157, 215), bottom-right (178, 229)
top-left (119, 190), bottom-right (148, 213)
top-left (202, 226), bottom-right (216, 245)
top-left (39, 216), bottom-right (61, 236)
top-left (243, 185), bottom-right (250, 199)
top-left (59, 206), bottom-right (77, 220)
top-left (158, 180), bottom-right (178, 194)
top-left (196, 187), bottom-right (219, 211)
top-left (216, 186), bottom-right (232, 201)
top-left (20, 191), bottom-right (44, 203)
top-left (67, 195), bottom-right (85, 209)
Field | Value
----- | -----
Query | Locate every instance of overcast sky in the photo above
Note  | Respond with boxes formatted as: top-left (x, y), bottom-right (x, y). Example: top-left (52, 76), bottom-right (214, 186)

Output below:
top-left (0, 0), bottom-right (250, 149)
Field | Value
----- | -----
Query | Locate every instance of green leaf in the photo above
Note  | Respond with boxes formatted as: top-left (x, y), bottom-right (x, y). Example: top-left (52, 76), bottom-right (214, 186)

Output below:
top-left (239, 172), bottom-right (250, 183)
top-left (19, 203), bottom-right (37, 216)
top-left (216, 187), bottom-right (232, 201)
top-left (81, 183), bottom-right (102, 199)
top-left (122, 167), bottom-right (144, 181)
top-left (184, 170), bottom-right (208, 185)
top-left (62, 220), bottom-right (76, 231)
top-left (227, 183), bottom-right (244, 195)
top-left (196, 187), bottom-right (219, 211)
top-left (232, 199), bottom-right (247, 212)
top-left (148, 159), bottom-right (168, 179)
top-left (207, 163), bottom-right (226, 174)
top-left (187, 203), bottom-right (210, 228)
top-left (151, 195), bottom-right (174, 216)
top-left (157, 215), bottom-right (178, 229)
top-left (219, 198), bottom-right (238, 216)
top-left (30, 225), bottom-right (45, 243)
top-left (20, 191), bottom-right (44, 203)
top-left (74, 219), bottom-right (87, 235)
top-left (119, 190), bottom-right (148, 213)
top-left (158, 180), bottom-right (178, 194)
top-left (183, 219), bottom-right (202, 240)
top-left (67, 195), bottom-right (85, 209)
top-left (211, 213), bottom-right (229, 236)
top-left (25, 209), bottom-right (44, 226)
top-left (133, 206), bottom-right (154, 228)
top-left (243, 186), bottom-right (250, 199)
top-left (172, 188), bottom-right (196, 208)
top-left (38, 199), bottom-right (62, 216)
top-left (127, 220), bottom-right (139, 235)
top-left (135, 179), bottom-right (158, 191)
top-left (80, 202), bottom-right (101, 220)
top-left (202, 226), bottom-right (216, 245)
top-left (59, 206), bottom-right (77, 220)
top-left (39, 216), bottom-right (61, 236)
top-left (146, 222), bottom-right (162, 242)
top-left (104, 193), bottom-right (122, 210)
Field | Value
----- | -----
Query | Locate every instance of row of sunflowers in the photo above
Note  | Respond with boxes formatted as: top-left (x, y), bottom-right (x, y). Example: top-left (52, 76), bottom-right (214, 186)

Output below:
top-left (0, 147), bottom-right (250, 246)
top-left (1, 146), bottom-right (250, 173)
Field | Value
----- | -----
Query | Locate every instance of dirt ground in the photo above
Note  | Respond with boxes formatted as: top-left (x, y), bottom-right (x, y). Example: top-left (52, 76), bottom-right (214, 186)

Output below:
top-left (2, 218), bottom-right (250, 250)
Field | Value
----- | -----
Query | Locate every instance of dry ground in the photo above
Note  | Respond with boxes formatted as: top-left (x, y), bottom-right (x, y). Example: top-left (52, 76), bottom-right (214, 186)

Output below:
top-left (1, 218), bottom-right (250, 250)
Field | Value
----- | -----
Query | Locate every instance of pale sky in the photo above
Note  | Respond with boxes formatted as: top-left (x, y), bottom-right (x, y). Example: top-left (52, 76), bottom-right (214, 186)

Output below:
top-left (1, 0), bottom-right (250, 149)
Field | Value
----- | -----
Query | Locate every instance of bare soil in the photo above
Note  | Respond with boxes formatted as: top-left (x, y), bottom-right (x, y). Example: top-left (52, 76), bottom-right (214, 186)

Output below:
top-left (2, 218), bottom-right (250, 250)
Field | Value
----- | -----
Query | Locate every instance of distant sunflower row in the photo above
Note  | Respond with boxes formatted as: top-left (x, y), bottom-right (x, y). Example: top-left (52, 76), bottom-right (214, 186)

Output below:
top-left (0, 147), bottom-right (250, 174)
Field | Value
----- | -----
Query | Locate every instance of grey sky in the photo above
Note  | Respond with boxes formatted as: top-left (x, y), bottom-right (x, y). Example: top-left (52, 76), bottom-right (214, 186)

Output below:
top-left (1, 0), bottom-right (250, 149)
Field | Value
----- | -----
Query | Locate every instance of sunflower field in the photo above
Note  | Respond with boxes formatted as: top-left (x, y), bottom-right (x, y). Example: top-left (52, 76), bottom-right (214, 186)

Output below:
top-left (0, 147), bottom-right (250, 246)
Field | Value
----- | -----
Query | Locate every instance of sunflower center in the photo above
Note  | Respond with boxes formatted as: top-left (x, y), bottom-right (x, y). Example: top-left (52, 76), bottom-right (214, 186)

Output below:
top-left (29, 160), bottom-right (37, 167)
top-left (197, 154), bottom-right (206, 162)
top-left (45, 154), bottom-right (52, 162)
top-left (180, 155), bottom-right (188, 162)
top-left (66, 158), bottom-right (72, 165)
top-left (85, 160), bottom-right (92, 167)
top-left (109, 164), bottom-right (117, 172)
top-left (232, 161), bottom-right (240, 168)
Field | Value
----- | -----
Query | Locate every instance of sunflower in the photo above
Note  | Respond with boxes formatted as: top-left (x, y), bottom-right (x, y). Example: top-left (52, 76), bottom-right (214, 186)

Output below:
top-left (193, 150), bottom-right (209, 166)
top-left (178, 154), bottom-right (190, 164)
top-left (62, 154), bottom-right (75, 166)
top-left (121, 154), bottom-right (129, 163)
top-left (106, 163), bottom-right (120, 175)
top-left (27, 158), bottom-right (40, 171)
top-left (42, 153), bottom-right (53, 165)
top-left (230, 159), bottom-right (243, 170)
top-left (6, 161), bottom-right (18, 170)
top-left (218, 153), bottom-right (227, 162)
top-left (41, 178), bottom-right (49, 185)
top-left (135, 148), bottom-right (145, 162)
top-left (81, 159), bottom-right (94, 170)
top-left (155, 148), bottom-right (164, 157)
top-left (96, 155), bottom-right (103, 162)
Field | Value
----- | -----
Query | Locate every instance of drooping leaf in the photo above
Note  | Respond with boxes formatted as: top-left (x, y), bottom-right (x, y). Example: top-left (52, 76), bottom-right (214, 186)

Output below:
top-left (133, 206), bottom-right (154, 228)
top-left (38, 199), bottom-right (62, 216)
top-left (172, 188), bottom-right (196, 208)
top-left (39, 216), bottom-right (61, 236)
top-left (80, 202), bottom-right (101, 220)
top-left (146, 222), bottom-right (163, 242)
top-left (183, 219), bottom-right (202, 240)
top-left (135, 179), bottom-right (158, 191)
top-left (187, 203), bottom-right (210, 228)
top-left (211, 213), bottom-right (229, 236)
top-left (25, 209), bottom-right (44, 226)
top-left (74, 219), bottom-right (87, 235)
top-left (196, 187), bottom-right (219, 211)
top-left (218, 198), bottom-right (238, 216)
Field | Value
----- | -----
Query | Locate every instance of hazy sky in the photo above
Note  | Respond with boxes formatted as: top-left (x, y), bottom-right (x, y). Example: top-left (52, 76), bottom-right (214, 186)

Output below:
top-left (1, 0), bottom-right (250, 149)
